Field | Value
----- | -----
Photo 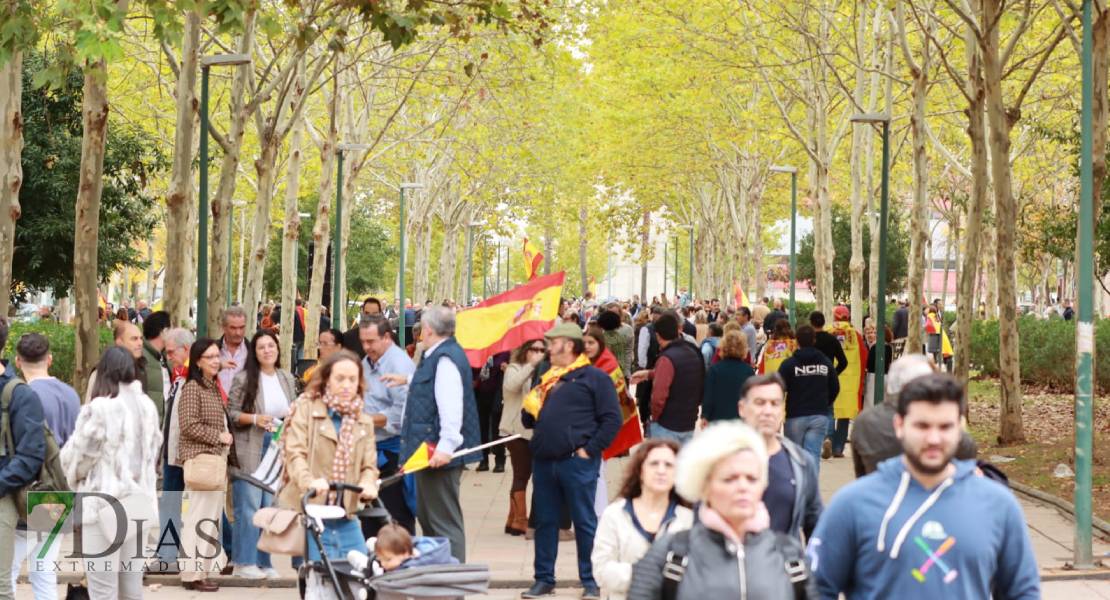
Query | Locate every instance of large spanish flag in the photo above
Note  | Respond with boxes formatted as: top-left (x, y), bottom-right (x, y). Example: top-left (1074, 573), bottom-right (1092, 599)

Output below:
top-left (523, 238), bottom-right (544, 281)
top-left (733, 281), bottom-right (750, 309)
top-left (829, 320), bottom-right (868, 420)
top-left (457, 272), bottom-right (565, 367)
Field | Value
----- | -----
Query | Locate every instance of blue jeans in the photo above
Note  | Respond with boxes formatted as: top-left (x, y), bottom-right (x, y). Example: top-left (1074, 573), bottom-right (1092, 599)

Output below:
top-left (532, 454), bottom-right (600, 587)
top-left (648, 422), bottom-right (693, 445)
top-left (307, 518), bottom-right (366, 563)
top-left (785, 415), bottom-right (829, 471)
top-left (157, 464), bottom-right (185, 566)
top-left (231, 481), bottom-right (273, 568)
top-left (828, 417), bottom-right (850, 456)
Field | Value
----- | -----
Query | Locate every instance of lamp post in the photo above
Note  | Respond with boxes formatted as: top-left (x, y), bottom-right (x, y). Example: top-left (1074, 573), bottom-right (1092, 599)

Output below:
top-left (850, 113), bottom-right (891, 408)
top-left (334, 143), bottom-right (371, 324)
top-left (1074, 0), bottom-right (1095, 569)
top-left (197, 53), bottom-right (251, 338)
top-left (770, 165), bottom-right (798, 326)
top-left (663, 241), bottom-right (668, 299)
top-left (295, 212), bottom-right (311, 298)
top-left (398, 182), bottom-right (423, 350)
top-left (686, 225), bottom-right (694, 301)
top-left (673, 235), bottom-right (679, 301)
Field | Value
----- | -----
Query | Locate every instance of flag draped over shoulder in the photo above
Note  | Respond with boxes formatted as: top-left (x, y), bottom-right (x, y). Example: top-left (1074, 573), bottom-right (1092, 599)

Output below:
top-left (733, 282), bottom-right (750, 309)
top-left (829, 320), bottom-right (867, 420)
top-left (757, 337), bottom-right (797, 375)
top-left (523, 238), bottom-right (544, 281)
top-left (593, 348), bottom-right (642, 459)
top-left (456, 272), bottom-right (565, 368)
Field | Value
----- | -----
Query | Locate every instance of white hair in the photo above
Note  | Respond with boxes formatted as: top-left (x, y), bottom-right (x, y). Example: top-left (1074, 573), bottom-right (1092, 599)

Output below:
top-left (164, 327), bottom-right (195, 349)
top-left (885, 354), bottom-right (937, 398)
top-left (422, 306), bottom-right (456, 337)
top-left (675, 421), bottom-right (768, 504)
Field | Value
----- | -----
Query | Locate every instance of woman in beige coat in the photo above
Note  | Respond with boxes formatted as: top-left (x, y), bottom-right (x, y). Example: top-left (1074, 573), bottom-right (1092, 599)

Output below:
top-left (498, 339), bottom-right (545, 535)
top-left (278, 350), bottom-right (378, 561)
top-left (592, 439), bottom-right (693, 600)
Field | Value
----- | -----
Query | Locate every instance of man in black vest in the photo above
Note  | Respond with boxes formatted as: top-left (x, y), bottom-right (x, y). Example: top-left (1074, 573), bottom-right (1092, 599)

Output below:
top-left (630, 311), bottom-right (705, 445)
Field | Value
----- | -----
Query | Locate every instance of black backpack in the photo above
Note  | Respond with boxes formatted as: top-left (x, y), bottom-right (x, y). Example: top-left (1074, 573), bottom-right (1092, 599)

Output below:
top-left (0, 378), bottom-right (70, 521)
top-left (661, 529), bottom-right (809, 600)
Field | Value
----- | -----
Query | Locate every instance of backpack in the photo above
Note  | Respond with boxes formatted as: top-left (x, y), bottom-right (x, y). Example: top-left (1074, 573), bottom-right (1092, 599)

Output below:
top-left (1, 378), bottom-right (70, 521)
top-left (661, 529), bottom-right (808, 600)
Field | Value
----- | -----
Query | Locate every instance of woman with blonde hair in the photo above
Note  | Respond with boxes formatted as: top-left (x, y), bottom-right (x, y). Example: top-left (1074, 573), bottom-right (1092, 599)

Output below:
top-left (628, 421), bottom-right (816, 599)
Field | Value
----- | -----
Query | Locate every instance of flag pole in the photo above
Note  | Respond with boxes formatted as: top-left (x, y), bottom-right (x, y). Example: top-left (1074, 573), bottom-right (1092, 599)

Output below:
top-left (379, 435), bottom-right (523, 488)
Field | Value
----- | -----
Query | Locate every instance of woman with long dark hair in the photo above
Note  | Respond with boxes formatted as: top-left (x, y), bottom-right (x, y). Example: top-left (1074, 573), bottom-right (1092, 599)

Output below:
top-left (178, 338), bottom-right (236, 592)
top-left (498, 338), bottom-right (545, 536)
top-left (227, 330), bottom-right (296, 579)
top-left (591, 439), bottom-right (692, 600)
top-left (61, 346), bottom-right (162, 599)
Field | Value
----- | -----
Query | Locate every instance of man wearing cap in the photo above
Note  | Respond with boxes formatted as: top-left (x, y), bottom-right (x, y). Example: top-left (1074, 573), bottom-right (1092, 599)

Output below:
top-left (519, 322), bottom-right (622, 599)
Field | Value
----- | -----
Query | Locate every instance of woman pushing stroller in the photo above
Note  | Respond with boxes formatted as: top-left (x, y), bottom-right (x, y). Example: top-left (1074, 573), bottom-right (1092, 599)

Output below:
top-left (278, 350), bottom-right (379, 561)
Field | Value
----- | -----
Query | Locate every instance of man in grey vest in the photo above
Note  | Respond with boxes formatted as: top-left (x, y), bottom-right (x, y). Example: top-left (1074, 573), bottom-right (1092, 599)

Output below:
top-left (383, 306), bottom-right (480, 562)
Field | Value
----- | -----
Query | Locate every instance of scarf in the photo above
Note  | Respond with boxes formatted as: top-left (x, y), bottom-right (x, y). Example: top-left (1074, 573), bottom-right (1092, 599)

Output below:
top-left (322, 391), bottom-right (363, 487)
top-left (522, 353), bottom-right (592, 419)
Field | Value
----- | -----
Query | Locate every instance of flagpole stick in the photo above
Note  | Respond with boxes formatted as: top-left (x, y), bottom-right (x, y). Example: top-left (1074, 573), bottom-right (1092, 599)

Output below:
top-left (379, 435), bottom-right (523, 488)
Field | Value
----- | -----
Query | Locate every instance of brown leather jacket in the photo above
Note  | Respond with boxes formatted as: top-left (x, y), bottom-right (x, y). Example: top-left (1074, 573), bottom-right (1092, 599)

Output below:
top-left (277, 395), bottom-right (379, 516)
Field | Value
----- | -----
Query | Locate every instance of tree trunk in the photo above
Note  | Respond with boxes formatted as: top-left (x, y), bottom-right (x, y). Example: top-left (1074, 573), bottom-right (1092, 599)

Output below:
top-left (981, 0), bottom-right (1024, 443)
top-left (241, 139), bottom-right (278, 311)
top-left (814, 162), bottom-right (834, 315)
top-left (163, 10), bottom-right (200, 326)
top-left (957, 78), bottom-right (988, 384)
top-left (905, 67), bottom-right (929, 354)
top-left (206, 10), bottom-right (255, 335)
top-left (640, 209), bottom-right (649, 301)
top-left (145, 239), bottom-right (155, 301)
top-left (74, 60), bottom-right (111, 397)
top-left (304, 77), bottom-right (338, 360)
top-left (0, 51), bottom-right (23, 318)
top-left (278, 100), bottom-right (304, 368)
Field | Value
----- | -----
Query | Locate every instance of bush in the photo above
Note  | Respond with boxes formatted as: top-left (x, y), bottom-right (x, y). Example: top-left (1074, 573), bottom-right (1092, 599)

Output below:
top-left (969, 316), bottom-right (1110, 392)
top-left (3, 321), bottom-right (115, 388)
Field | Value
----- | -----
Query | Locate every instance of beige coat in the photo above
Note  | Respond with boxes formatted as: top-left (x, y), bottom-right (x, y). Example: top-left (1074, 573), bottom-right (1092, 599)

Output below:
top-left (499, 362), bottom-right (536, 439)
top-left (278, 395), bottom-right (379, 516)
top-left (591, 498), bottom-right (694, 600)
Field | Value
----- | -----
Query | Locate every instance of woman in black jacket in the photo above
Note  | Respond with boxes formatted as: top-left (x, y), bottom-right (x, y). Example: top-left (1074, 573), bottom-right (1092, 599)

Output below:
top-left (701, 331), bottom-right (754, 423)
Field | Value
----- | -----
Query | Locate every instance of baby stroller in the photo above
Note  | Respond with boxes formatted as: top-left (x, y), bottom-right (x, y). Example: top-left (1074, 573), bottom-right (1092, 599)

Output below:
top-left (232, 472), bottom-right (489, 600)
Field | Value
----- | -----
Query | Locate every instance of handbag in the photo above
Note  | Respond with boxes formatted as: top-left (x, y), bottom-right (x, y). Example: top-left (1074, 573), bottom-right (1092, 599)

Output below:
top-left (183, 453), bottom-right (227, 491)
top-left (254, 507), bottom-right (304, 556)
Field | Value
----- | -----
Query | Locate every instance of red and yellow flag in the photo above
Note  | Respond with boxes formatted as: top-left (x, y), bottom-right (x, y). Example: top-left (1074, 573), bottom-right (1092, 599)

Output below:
top-left (401, 441), bottom-right (436, 474)
top-left (594, 349), bottom-right (643, 459)
top-left (523, 238), bottom-right (544, 281)
top-left (588, 276), bottom-right (597, 297)
top-left (457, 272), bottom-right (565, 367)
top-left (733, 282), bottom-right (750, 309)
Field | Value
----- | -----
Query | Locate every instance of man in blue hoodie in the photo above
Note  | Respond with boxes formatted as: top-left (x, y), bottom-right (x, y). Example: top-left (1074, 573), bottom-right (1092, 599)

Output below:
top-left (808, 374), bottom-right (1039, 599)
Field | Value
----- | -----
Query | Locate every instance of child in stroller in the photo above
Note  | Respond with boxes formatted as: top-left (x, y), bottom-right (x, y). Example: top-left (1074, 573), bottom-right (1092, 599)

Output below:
top-left (365, 523), bottom-right (459, 574)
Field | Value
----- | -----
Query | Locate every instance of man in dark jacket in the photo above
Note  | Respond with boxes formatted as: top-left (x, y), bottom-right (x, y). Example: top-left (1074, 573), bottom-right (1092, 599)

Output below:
top-left (891, 299), bottom-right (910, 340)
top-left (341, 297), bottom-right (382, 357)
top-left (851, 354), bottom-right (977, 477)
top-left (141, 310), bottom-right (171, 422)
top-left (738, 373), bottom-right (822, 540)
top-left (778, 325), bottom-right (839, 470)
top-left (521, 322), bottom-right (621, 599)
top-left (809, 311), bottom-right (847, 374)
top-left (630, 311), bottom-right (704, 445)
top-left (0, 316), bottom-right (45, 600)
top-left (762, 298), bottom-right (788, 336)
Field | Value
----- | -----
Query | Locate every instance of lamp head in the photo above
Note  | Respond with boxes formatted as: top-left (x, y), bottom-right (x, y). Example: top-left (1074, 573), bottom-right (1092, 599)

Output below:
top-left (200, 53), bottom-right (251, 67)
top-left (769, 165), bottom-right (797, 174)
top-left (850, 113), bottom-right (891, 124)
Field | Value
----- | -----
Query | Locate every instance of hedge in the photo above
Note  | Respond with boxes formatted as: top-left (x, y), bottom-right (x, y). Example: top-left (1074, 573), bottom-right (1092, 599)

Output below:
top-left (2, 321), bottom-right (115, 388)
top-left (969, 316), bottom-right (1110, 393)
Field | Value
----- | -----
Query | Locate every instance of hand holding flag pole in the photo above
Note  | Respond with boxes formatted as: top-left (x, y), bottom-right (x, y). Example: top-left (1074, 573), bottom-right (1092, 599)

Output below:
top-left (379, 434), bottom-right (523, 488)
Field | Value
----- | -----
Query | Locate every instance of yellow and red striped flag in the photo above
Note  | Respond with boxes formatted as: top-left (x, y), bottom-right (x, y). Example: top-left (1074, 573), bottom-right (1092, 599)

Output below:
top-left (401, 441), bottom-right (435, 474)
top-left (523, 238), bottom-right (544, 281)
top-left (733, 281), bottom-right (750, 309)
top-left (457, 272), bottom-right (565, 367)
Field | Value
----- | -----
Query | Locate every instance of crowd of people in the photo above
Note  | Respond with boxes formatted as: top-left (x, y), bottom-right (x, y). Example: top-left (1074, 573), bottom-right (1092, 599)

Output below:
top-left (0, 288), bottom-right (1044, 600)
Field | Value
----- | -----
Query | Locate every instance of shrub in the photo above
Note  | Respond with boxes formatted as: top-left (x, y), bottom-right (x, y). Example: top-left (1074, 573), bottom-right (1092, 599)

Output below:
top-left (969, 316), bottom-right (1110, 393)
top-left (2, 321), bottom-right (115, 388)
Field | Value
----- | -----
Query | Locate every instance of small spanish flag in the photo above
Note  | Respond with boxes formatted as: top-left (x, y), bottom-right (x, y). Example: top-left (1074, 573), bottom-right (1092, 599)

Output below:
top-left (457, 272), bottom-right (565, 367)
top-left (588, 275), bottom-right (597, 297)
top-left (97, 292), bottom-right (108, 311)
top-left (523, 238), bottom-right (544, 281)
top-left (401, 441), bottom-right (436, 474)
top-left (733, 281), bottom-right (750, 309)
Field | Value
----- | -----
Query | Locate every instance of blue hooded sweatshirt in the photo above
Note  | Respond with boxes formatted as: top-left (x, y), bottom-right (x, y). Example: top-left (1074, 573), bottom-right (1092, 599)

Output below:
top-left (808, 457), bottom-right (1039, 600)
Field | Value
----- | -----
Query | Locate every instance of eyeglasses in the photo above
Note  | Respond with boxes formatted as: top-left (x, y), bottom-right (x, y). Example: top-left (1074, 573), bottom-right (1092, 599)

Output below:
top-left (200, 352), bottom-right (220, 360)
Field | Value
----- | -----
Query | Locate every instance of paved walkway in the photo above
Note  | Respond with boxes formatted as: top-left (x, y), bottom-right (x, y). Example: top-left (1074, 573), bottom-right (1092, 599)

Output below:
top-left (15, 449), bottom-right (1110, 598)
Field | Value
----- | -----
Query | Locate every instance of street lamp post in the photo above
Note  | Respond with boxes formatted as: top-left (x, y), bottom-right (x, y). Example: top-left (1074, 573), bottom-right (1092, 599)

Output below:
top-left (663, 241), bottom-right (668, 299)
top-left (851, 113), bottom-right (891, 408)
top-left (295, 212), bottom-right (311, 298)
top-left (334, 143), bottom-right (371, 324)
top-left (686, 225), bottom-right (694, 301)
top-left (197, 53), bottom-right (250, 338)
top-left (398, 182), bottom-right (423, 350)
top-left (1074, 0), bottom-right (1095, 569)
top-left (770, 165), bottom-right (798, 326)
top-left (227, 199), bottom-right (245, 304)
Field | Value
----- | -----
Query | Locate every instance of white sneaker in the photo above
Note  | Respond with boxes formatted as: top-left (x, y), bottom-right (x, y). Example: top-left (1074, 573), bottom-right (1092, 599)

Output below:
top-left (263, 567), bottom-right (281, 580)
top-left (234, 564), bottom-right (266, 579)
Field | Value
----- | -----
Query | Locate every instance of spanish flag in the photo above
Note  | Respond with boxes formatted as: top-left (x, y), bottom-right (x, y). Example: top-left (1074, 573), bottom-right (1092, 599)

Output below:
top-left (97, 292), bottom-right (108, 311)
top-left (401, 441), bottom-right (435, 473)
top-left (588, 276), bottom-right (597, 297)
top-left (456, 272), bottom-right (565, 367)
top-left (733, 281), bottom-right (750, 309)
top-left (523, 238), bottom-right (544, 281)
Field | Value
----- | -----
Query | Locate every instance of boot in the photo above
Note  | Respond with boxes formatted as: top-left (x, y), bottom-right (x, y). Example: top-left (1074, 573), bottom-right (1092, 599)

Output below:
top-left (509, 490), bottom-right (529, 535)
top-left (504, 493), bottom-right (517, 535)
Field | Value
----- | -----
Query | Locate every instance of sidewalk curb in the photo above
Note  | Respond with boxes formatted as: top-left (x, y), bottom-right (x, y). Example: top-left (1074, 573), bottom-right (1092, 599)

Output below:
top-left (1010, 479), bottom-right (1110, 539)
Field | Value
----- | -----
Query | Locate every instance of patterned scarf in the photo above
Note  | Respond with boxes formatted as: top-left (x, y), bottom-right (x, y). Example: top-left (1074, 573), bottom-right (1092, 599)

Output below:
top-left (322, 391), bottom-right (363, 488)
top-left (522, 353), bottom-right (592, 419)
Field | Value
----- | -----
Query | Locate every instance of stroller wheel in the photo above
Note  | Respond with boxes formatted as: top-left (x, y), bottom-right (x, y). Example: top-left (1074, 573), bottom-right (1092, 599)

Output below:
top-left (297, 573), bottom-right (307, 599)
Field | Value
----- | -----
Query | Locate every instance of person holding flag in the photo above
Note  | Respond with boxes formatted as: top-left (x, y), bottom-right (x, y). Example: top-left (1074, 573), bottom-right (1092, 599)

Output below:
top-left (523, 238), bottom-right (544, 281)
top-left (519, 323), bottom-right (621, 599)
top-left (826, 306), bottom-right (867, 459)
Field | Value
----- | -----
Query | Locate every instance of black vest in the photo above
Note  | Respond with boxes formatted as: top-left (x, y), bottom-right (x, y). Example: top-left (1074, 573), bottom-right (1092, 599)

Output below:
top-left (656, 340), bottom-right (704, 432)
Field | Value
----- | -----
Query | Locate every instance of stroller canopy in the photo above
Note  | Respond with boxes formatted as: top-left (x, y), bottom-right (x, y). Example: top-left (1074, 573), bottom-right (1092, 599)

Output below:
top-left (368, 564), bottom-right (490, 600)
